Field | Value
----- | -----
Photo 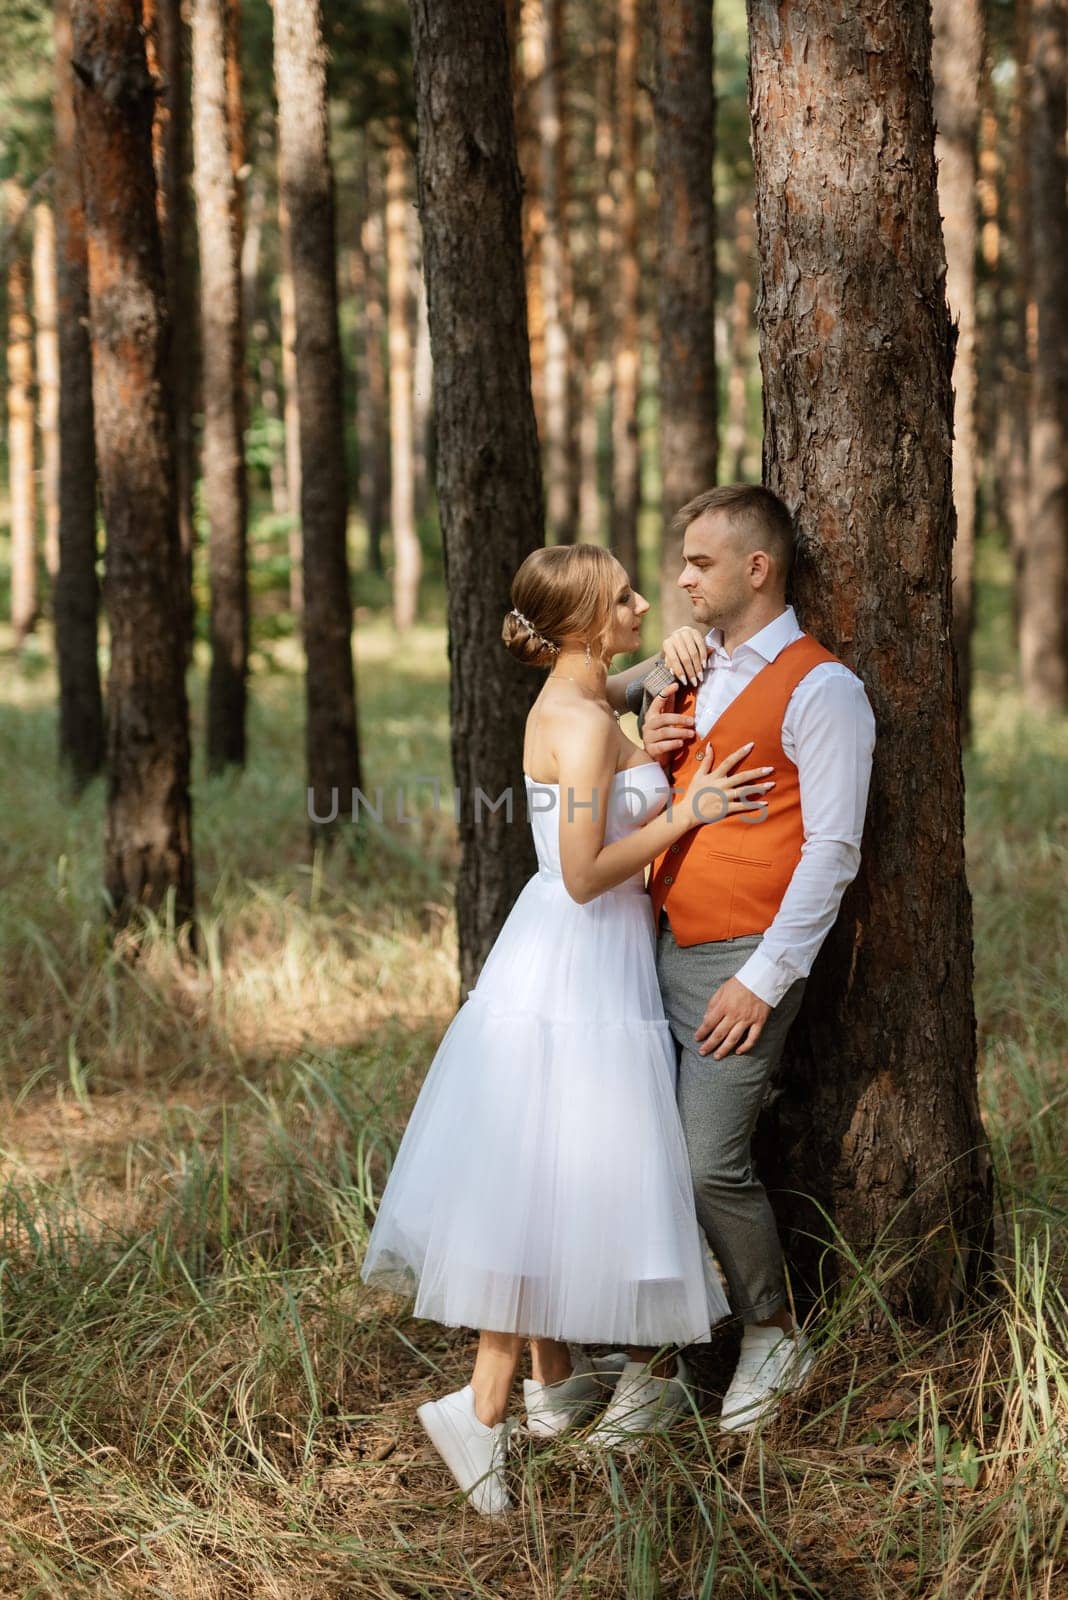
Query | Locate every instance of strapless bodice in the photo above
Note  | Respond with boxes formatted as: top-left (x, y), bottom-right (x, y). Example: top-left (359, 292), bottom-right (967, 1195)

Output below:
top-left (523, 760), bottom-right (672, 891)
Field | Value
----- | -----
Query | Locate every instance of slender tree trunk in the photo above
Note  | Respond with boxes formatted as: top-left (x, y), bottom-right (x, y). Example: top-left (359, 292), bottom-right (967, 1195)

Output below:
top-left (253, 324), bottom-right (289, 518)
top-left (409, 0), bottom-right (544, 992)
top-left (278, 187), bottom-right (303, 616)
top-left (4, 181), bottom-right (38, 650)
top-left (32, 201), bottom-right (62, 583)
top-left (144, 0), bottom-right (197, 666)
top-left (386, 126), bottom-right (420, 630)
top-left (273, 0), bottom-right (361, 832)
top-left (654, 0), bottom-right (717, 632)
top-left (1008, 0), bottom-right (1033, 639)
top-left (517, 0), bottom-right (546, 432)
top-left (53, 0), bottom-right (104, 790)
top-left (932, 0), bottom-right (983, 745)
top-left (71, 0), bottom-right (195, 928)
top-left (1021, 0), bottom-right (1068, 710)
top-left (191, 0), bottom-right (249, 769)
top-left (354, 153), bottom-right (388, 576)
top-left (610, 0), bottom-right (641, 587)
top-left (538, 0), bottom-right (574, 543)
top-left (724, 199), bottom-right (755, 483)
top-left (747, 0), bottom-right (991, 1322)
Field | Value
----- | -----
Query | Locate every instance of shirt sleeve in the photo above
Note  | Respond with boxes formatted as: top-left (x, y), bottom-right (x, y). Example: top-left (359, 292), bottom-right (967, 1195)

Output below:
top-left (734, 666), bottom-right (876, 1008)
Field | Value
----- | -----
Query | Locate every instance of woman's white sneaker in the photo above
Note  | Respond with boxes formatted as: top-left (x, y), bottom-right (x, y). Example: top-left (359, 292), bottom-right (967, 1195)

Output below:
top-left (719, 1326), bottom-right (814, 1433)
top-left (416, 1384), bottom-right (513, 1515)
top-left (581, 1356), bottom-right (692, 1452)
top-left (523, 1350), bottom-right (629, 1438)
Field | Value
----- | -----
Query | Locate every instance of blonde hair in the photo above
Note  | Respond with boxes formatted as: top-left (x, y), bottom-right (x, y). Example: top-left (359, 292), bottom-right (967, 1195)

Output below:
top-left (501, 545), bottom-right (624, 669)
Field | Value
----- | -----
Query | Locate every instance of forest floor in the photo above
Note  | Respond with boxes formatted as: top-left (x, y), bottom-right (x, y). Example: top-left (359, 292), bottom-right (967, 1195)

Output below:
top-left (0, 536), bottom-right (1063, 1599)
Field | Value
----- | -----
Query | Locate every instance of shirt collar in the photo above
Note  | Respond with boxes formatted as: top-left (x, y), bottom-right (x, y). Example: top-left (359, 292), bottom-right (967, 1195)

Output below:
top-left (705, 605), bottom-right (799, 664)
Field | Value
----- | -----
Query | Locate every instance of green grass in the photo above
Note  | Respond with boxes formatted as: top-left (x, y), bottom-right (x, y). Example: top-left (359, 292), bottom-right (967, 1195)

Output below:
top-left (0, 532), bottom-right (1063, 1598)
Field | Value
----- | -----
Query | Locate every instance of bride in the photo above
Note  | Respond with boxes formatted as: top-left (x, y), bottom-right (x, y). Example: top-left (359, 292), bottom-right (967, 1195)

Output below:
top-left (360, 543), bottom-right (776, 1514)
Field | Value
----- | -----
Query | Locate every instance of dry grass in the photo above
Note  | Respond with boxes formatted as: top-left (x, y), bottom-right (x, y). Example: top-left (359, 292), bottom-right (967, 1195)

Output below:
top-left (0, 538), bottom-right (1063, 1598)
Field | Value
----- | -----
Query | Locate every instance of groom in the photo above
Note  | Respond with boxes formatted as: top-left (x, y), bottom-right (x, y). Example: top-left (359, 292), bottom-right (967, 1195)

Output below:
top-left (637, 485), bottom-right (875, 1434)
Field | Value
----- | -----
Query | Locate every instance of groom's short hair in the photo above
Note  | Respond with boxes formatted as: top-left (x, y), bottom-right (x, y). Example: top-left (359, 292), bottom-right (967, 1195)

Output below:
top-left (673, 485), bottom-right (795, 587)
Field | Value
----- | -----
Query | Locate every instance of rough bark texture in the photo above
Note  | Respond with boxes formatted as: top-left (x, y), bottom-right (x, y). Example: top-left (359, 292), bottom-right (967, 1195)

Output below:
top-left (4, 181), bottom-right (39, 648)
top-left (273, 0), bottom-right (362, 831)
top-left (71, 0), bottom-right (195, 927)
top-left (610, 0), bottom-right (641, 587)
top-left (32, 202), bottom-right (62, 581)
top-left (653, 0), bottom-right (718, 633)
top-left (53, 0), bottom-right (104, 790)
top-left (932, 0), bottom-right (982, 745)
top-left (747, 0), bottom-right (991, 1322)
top-left (191, 0), bottom-right (249, 769)
top-left (144, 0), bottom-right (197, 666)
top-left (278, 188), bottom-right (303, 615)
top-left (386, 126), bottom-right (421, 629)
top-left (1021, 0), bottom-right (1068, 710)
top-left (409, 0), bottom-right (544, 994)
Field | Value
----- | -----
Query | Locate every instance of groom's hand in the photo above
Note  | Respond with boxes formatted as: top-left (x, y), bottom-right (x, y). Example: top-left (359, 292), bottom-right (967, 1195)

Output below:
top-left (694, 977), bottom-right (771, 1059)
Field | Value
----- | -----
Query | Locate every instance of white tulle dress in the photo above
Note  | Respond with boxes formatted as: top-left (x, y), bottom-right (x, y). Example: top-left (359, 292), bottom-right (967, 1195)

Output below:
top-left (360, 759), bottom-right (729, 1346)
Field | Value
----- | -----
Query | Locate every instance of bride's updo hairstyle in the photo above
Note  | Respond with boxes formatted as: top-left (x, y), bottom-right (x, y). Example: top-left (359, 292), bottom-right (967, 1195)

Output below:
top-left (502, 544), bottom-right (621, 669)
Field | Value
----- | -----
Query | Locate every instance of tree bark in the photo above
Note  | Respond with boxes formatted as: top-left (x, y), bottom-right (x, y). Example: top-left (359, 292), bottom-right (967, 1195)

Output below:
top-left (1021, 0), bottom-right (1068, 711)
top-left (354, 148), bottom-right (388, 577)
top-left (273, 0), bottom-right (362, 832)
top-left (932, 0), bottom-right (983, 746)
top-left (653, 0), bottom-right (717, 633)
top-left (409, 0), bottom-right (544, 993)
top-left (71, 0), bottom-right (195, 928)
top-left (747, 0), bottom-right (991, 1322)
top-left (610, 0), bottom-right (641, 586)
top-left (53, 0), bottom-right (104, 791)
top-left (411, 212), bottom-right (433, 526)
top-left (516, 0), bottom-right (546, 432)
top-left (724, 199), bottom-right (755, 483)
top-left (144, 0), bottom-right (197, 667)
top-left (386, 126), bottom-right (421, 629)
top-left (1007, 0), bottom-right (1033, 642)
top-left (538, 0), bottom-right (574, 543)
top-left (191, 0), bottom-right (249, 770)
top-left (4, 181), bottom-right (39, 650)
top-left (278, 187), bottom-right (303, 616)
top-left (32, 201), bottom-right (62, 583)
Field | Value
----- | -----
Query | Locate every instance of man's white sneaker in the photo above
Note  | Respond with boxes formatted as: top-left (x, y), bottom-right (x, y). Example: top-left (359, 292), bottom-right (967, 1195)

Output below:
top-left (522, 1350), bottom-right (629, 1438)
top-left (719, 1326), bottom-right (815, 1434)
top-left (416, 1384), bottom-right (513, 1515)
top-left (581, 1356), bottom-right (692, 1452)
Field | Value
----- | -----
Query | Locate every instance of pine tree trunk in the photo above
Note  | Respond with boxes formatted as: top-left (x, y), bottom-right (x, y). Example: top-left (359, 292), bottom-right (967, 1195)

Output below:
top-left (724, 199), bottom-right (755, 482)
top-left (517, 0), bottom-right (546, 432)
top-left (747, 0), bottom-right (991, 1321)
top-left (610, 0), bottom-right (641, 587)
top-left (386, 126), bottom-right (421, 630)
top-left (1021, 0), bottom-right (1068, 711)
top-left (53, 0), bottom-right (104, 790)
top-left (71, 0), bottom-right (195, 927)
top-left (192, 0), bottom-right (249, 770)
top-left (409, 0), bottom-right (544, 993)
top-left (273, 0), bottom-right (361, 831)
top-left (354, 153), bottom-right (388, 576)
top-left (538, 0), bottom-right (574, 543)
top-left (278, 189), bottom-right (303, 616)
top-left (653, 0), bottom-right (717, 633)
top-left (4, 181), bottom-right (38, 650)
top-left (411, 216), bottom-right (433, 526)
top-left (32, 202), bottom-right (62, 584)
top-left (144, 0), bottom-right (197, 666)
top-left (1008, 0), bottom-right (1033, 640)
top-left (932, 0), bottom-right (983, 746)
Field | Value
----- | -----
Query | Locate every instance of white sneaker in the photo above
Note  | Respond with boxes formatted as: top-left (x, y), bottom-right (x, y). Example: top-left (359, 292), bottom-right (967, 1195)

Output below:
top-left (522, 1349), bottom-right (629, 1438)
top-left (416, 1384), bottom-right (513, 1515)
top-left (719, 1326), bottom-right (815, 1434)
top-left (581, 1356), bottom-right (692, 1452)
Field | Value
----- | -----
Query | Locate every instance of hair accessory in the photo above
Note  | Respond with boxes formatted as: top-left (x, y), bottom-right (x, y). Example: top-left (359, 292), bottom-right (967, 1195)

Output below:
top-left (509, 607), bottom-right (559, 655)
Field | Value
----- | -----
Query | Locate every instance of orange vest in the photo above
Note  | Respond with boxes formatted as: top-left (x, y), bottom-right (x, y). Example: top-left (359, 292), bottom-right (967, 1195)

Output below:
top-left (649, 633), bottom-right (840, 946)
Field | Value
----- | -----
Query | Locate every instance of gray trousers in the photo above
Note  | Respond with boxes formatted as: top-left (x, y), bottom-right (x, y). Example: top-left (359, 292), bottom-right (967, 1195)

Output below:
top-left (656, 917), bottom-right (806, 1325)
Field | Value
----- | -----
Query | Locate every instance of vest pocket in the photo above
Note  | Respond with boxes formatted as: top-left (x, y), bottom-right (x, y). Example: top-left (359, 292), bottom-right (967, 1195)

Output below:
top-left (698, 845), bottom-right (774, 869)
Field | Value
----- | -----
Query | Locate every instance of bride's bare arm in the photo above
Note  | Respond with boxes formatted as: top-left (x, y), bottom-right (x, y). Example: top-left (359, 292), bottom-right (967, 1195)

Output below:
top-left (554, 715), bottom-right (774, 905)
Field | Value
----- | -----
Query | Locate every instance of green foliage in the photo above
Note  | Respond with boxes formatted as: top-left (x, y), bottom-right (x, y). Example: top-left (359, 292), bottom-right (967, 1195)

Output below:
top-left (0, 0), bottom-right (53, 182)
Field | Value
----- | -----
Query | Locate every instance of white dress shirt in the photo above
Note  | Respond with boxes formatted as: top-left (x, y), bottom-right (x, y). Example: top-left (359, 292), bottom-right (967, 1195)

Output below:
top-left (690, 605), bottom-right (876, 1008)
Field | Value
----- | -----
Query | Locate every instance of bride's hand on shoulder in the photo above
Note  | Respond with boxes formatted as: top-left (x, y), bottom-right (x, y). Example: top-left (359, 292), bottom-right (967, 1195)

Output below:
top-left (662, 626), bottom-right (709, 687)
top-left (678, 741), bottom-right (776, 830)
